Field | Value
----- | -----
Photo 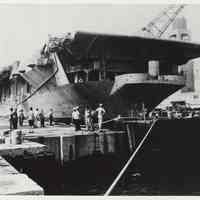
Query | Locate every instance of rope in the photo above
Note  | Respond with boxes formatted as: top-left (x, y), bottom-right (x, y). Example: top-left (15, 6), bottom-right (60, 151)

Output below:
top-left (104, 119), bottom-right (157, 196)
top-left (101, 116), bottom-right (121, 125)
top-left (100, 115), bottom-right (149, 125)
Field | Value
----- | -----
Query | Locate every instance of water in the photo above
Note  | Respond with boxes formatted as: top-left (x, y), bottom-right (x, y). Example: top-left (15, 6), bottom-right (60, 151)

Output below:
top-left (2, 118), bottom-right (200, 195)
top-left (4, 151), bottom-right (200, 196)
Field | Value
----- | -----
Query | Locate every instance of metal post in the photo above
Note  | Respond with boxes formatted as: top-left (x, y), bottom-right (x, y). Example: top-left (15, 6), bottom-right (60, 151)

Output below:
top-left (126, 124), bottom-right (134, 152)
top-left (60, 136), bottom-right (64, 166)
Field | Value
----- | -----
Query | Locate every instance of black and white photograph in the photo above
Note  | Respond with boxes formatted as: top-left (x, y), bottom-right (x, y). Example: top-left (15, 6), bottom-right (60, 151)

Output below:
top-left (1, 1), bottom-right (200, 197)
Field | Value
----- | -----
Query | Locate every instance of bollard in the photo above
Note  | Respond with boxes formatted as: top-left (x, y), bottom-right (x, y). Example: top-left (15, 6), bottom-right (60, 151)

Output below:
top-left (16, 130), bottom-right (23, 144)
top-left (4, 130), bottom-right (11, 144)
top-left (11, 130), bottom-right (23, 145)
top-left (5, 136), bottom-right (11, 144)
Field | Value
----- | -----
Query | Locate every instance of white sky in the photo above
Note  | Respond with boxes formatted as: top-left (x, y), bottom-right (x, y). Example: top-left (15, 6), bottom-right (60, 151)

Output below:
top-left (0, 3), bottom-right (199, 66)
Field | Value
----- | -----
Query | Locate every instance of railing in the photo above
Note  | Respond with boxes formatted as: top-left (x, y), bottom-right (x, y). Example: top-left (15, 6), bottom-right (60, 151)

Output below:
top-left (158, 75), bottom-right (185, 84)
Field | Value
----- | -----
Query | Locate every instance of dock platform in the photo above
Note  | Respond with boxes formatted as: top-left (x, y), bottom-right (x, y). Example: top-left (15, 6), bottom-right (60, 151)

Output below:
top-left (0, 156), bottom-right (44, 195)
top-left (0, 141), bottom-right (47, 157)
top-left (0, 123), bottom-right (47, 196)
top-left (24, 126), bottom-right (127, 163)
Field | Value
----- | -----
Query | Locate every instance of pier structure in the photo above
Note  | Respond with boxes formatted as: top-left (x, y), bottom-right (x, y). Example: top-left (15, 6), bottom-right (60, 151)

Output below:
top-left (24, 126), bottom-right (127, 164)
top-left (0, 140), bottom-right (46, 195)
top-left (0, 124), bottom-right (135, 195)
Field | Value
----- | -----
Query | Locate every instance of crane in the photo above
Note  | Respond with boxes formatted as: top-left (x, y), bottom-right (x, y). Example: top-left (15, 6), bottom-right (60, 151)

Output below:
top-left (141, 4), bottom-right (186, 38)
top-left (140, 5), bottom-right (187, 78)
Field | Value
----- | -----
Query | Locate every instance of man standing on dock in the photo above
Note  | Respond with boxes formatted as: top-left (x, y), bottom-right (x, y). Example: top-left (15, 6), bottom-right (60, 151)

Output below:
top-left (84, 106), bottom-right (91, 131)
top-left (96, 103), bottom-right (106, 130)
top-left (19, 109), bottom-right (25, 127)
top-left (39, 109), bottom-right (45, 128)
top-left (49, 109), bottom-right (54, 126)
top-left (28, 107), bottom-right (35, 128)
top-left (9, 108), bottom-right (14, 130)
top-left (12, 108), bottom-right (18, 129)
top-left (34, 108), bottom-right (40, 128)
top-left (72, 107), bottom-right (81, 131)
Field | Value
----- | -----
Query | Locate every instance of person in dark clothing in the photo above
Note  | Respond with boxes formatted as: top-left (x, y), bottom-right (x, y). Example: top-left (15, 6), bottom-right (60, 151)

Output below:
top-left (90, 109), bottom-right (95, 131)
top-left (49, 109), bottom-right (54, 126)
top-left (12, 108), bottom-right (18, 129)
top-left (39, 109), bottom-right (45, 128)
top-left (19, 109), bottom-right (25, 126)
top-left (28, 107), bottom-right (35, 128)
top-left (9, 108), bottom-right (14, 130)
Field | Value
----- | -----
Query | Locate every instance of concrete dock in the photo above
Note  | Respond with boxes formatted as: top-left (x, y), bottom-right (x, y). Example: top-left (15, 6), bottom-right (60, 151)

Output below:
top-left (0, 122), bottom-right (133, 195)
top-left (0, 140), bottom-right (46, 195)
top-left (24, 126), bottom-right (127, 163)
top-left (0, 156), bottom-right (44, 195)
top-left (0, 140), bottom-right (47, 157)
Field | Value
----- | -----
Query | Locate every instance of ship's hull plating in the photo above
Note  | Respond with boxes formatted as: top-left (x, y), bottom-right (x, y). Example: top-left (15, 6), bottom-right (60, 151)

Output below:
top-left (17, 80), bottom-right (183, 120)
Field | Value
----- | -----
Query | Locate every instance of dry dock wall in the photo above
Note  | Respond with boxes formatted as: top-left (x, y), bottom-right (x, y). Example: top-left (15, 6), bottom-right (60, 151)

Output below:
top-left (28, 131), bottom-right (129, 163)
top-left (0, 155), bottom-right (44, 195)
top-left (0, 141), bottom-right (46, 195)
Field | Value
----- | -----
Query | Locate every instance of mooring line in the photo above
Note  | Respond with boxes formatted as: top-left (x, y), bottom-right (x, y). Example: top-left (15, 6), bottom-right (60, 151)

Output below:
top-left (104, 119), bottom-right (157, 196)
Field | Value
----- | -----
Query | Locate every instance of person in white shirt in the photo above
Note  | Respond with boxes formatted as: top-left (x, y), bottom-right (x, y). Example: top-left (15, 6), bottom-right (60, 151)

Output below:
top-left (72, 107), bottom-right (81, 131)
top-left (85, 106), bottom-right (92, 131)
top-left (96, 104), bottom-right (106, 130)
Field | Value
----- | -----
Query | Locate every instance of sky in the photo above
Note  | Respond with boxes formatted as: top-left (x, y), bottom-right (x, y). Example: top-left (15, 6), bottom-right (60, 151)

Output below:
top-left (0, 3), bottom-right (199, 66)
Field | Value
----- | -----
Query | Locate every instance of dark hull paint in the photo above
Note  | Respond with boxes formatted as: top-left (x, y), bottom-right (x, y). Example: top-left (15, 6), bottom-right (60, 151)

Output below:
top-left (19, 80), bottom-right (183, 119)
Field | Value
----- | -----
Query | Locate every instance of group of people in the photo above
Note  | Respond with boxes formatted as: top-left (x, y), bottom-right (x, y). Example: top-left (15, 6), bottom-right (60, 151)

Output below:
top-left (71, 103), bottom-right (106, 131)
top-left (9, 107), bottom-right (54, 130)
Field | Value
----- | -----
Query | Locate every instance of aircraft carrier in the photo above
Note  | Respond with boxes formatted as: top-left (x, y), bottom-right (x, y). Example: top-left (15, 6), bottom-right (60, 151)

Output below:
top-left (1, 4), bottom-right (200, 196)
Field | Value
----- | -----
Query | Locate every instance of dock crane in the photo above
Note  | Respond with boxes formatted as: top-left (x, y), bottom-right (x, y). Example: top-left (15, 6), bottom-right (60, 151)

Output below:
top-left (140, 4), bottom-right (186, 38)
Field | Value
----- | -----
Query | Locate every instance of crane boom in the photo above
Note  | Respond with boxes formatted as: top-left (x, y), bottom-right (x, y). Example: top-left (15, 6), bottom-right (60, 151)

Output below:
top-left (141, 4), bottom-right (186, 38)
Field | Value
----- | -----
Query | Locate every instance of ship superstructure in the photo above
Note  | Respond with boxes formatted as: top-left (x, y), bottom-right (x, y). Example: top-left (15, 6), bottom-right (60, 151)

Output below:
top-left (0, 31), bottom-right (200, 120)
top-left (0, 5), bottom-right (200, 120)
top-left (158, 17), bottom-right (200, 108)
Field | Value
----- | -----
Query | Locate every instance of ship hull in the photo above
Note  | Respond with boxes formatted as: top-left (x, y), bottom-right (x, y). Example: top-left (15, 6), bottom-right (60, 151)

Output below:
top-left (17, 79), bottom-right (183, 121)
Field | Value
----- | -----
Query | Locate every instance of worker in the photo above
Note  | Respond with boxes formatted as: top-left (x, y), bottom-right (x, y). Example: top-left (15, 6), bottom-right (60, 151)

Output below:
top-left (90, 109), bottom-right (95, 131)
top-left (39, 109), bottom-right (45, 128)
top-left (84, 106), bottom-right (91, 131)
top-left (96, 103), bottom-right (106, 130)
top-left (72, 106), bottom-right (81, 131)
top-left (49, 108), bottom-right (54, 126)
top-left (9, 108), bottom-right (14, 130)
top-left (19, 109), bottom-right (25, 126)
top-left (12, 108), bottom-right (18, 129)
top-left (34, 108), bottom-right (40, 128)
top-left (28, 107), bottom-right (35, 128)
